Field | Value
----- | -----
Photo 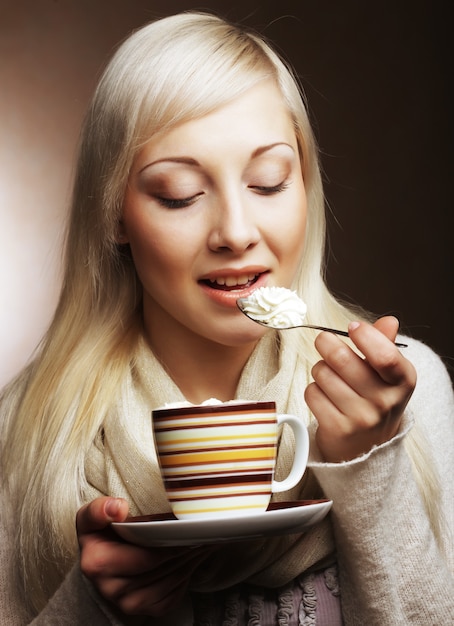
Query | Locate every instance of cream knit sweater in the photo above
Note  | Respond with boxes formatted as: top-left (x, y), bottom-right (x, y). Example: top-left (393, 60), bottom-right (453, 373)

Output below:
top-left (1, 336), bottom-right (453, 625)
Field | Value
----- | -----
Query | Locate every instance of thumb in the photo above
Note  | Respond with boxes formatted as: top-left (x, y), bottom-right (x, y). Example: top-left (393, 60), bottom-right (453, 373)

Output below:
top-left (373, 315), bottom-right (400, 342)
top-left (76, 496), bottom-right (129, 536)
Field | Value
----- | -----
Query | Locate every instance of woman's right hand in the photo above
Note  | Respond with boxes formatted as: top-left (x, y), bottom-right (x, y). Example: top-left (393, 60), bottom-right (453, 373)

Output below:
top-left (76, 497), bottom-right (209, 617)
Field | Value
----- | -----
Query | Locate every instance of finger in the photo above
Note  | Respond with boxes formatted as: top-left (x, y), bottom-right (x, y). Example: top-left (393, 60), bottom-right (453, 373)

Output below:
top-left (100, 546), bottom-right (209, 602)
top-left (116, 545), bottom-right (209, 581)
top-left (347, 319), bottom-right (415, 386)
top-left (314, 330), bottom-right (416, 412)
top-left (77, 497), bottom-right (129, 536)
top-left (115, 570), bottom-right (191, 617)
top-left (81, 539), bottom-right (154, 579)
top-left (305, 379), bottom-right (347, 426)
top-left (310, 358), bottom-right (375, 420)
top-left (82, 536), bottom-right (207, 580)
top-left (314, 331), bottom-right (383, 396)
top-left (372, 315), bottom-right (399, 342)
top-left (305, 382), bottom-right (358, 462)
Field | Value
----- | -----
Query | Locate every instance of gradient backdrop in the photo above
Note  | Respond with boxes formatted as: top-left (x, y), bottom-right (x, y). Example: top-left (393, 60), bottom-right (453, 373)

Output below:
top-left (1, 0), bottom-right (452, 388)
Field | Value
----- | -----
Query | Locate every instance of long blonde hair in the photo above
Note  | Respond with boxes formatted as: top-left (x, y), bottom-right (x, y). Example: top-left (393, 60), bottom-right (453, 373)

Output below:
top-left (0, 11), bottom-right (441, 613)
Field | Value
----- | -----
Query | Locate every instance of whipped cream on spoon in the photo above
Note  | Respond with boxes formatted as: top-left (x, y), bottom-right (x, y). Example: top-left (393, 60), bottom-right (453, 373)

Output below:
top-left (237, 287), bottom-right (407, 347)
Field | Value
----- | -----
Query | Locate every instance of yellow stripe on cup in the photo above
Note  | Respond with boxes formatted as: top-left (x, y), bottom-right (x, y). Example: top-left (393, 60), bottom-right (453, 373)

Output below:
top-left (157, 430), bottom-right (275, 447)
top-left (158, 446), bottom-right (275, 467)
top-left (171, 496), bottom-right (272, 518)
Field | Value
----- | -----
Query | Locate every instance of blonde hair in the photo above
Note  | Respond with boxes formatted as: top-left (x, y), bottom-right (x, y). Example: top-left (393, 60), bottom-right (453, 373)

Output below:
top-left (0, 11), bottom-right (442, 613)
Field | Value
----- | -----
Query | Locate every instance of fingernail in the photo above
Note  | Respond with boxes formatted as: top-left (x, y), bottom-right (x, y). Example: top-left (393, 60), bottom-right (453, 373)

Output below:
top-left (348, 321), bottom-right (360, 332)
top-left (105, 498), bottom-right (122, 518)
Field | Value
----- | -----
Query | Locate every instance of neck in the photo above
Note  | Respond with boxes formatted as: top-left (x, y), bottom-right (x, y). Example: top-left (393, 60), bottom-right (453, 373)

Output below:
top-left (145, 324), bottom-right (259, 405)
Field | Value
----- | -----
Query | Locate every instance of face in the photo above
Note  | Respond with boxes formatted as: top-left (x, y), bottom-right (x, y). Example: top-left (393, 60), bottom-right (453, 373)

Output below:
top-left (121, 80), bottom-right (307, 351)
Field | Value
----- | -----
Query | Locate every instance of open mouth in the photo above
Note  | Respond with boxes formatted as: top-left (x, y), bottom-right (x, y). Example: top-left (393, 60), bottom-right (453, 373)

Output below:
top-left (200, 273), bottom-right (262, 291)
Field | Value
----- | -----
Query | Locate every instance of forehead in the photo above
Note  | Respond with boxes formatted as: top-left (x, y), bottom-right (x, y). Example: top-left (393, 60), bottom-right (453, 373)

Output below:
top-left (134, 80), bottom-right (297, 166)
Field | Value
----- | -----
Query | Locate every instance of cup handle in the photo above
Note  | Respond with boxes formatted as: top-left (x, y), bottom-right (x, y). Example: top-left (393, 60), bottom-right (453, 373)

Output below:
top-left (271, 414), bottom-right (309, 493)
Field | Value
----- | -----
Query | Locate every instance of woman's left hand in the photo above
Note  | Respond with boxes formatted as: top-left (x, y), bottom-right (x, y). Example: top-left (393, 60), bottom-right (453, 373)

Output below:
top-left (77, 497), bottom-right (211, 617)
top-left (304, 316), bottom-right (417, 463)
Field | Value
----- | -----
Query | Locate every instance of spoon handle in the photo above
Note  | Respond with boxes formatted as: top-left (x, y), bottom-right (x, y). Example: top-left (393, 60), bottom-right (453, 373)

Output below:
top-left (290, 324), bottom-right (408, 348)
top-left (300, 324), bottom-right (350, 336)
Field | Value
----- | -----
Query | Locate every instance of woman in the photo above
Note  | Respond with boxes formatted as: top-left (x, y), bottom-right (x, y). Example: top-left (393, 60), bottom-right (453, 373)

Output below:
top-left (1, 11), bottom-right (453, 625)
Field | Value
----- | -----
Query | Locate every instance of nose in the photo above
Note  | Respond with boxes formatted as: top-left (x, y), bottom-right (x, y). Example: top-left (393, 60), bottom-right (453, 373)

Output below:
top-left (207, 192), bottom-right (261, 254)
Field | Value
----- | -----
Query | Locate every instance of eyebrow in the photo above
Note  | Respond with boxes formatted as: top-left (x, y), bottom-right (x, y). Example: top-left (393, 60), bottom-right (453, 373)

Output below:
top-left (251, 142), bottom-right (294, 158)
top-left (139, 156), bottom-right (197, 174)
top-left (138, 142), bottom-right (294, 174)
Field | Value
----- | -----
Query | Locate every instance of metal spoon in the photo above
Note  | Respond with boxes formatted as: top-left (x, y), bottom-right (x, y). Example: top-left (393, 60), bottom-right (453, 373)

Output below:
top-left (236, 298), bottom-right (408, 348)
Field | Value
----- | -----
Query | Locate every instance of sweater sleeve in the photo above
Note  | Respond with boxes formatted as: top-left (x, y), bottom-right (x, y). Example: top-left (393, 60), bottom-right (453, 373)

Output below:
top-left (30, 565), bottom-right (193, 625)
top-left (0, 491), bottom-right (126, 625)
top-left (0, 497), bottom-right (193, 625)
top-left (30, 566), bottom-right (126, 625)
top-left (308, 339), bottom-right (454, 626)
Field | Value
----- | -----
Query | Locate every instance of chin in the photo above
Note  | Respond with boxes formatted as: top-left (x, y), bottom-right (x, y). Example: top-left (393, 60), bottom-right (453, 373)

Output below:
top-left (215, 325), bottom-right (270, 348)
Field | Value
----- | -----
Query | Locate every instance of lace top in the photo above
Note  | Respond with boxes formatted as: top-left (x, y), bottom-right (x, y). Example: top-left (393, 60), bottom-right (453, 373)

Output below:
top-left (192, 565), bottom-right (342, 625)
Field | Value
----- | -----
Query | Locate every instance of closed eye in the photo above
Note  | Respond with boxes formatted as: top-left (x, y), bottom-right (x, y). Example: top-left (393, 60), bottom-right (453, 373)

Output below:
top-left (155, 192), bottom-right (204, 209)
top-left (249, 181), bottom-right (290, 195)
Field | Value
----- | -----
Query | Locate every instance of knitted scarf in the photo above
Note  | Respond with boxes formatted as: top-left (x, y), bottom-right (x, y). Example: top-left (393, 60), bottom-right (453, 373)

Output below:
top-left (84, 332), bottom-right (335, 591)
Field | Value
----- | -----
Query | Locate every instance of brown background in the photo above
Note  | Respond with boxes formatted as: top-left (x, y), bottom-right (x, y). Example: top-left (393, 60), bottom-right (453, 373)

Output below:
top-left (1, 0), bottom-right (452, 387)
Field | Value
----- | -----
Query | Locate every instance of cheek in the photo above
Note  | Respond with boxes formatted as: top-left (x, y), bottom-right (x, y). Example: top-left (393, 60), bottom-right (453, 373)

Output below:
top-left (127, 218), bottom-right (200, 295)
top-left (130, 234), bottom-right (179, 282)
top-left (123, 205), bottom-right (178, 268)
top-left (278, 194), bottom-right (307, 263)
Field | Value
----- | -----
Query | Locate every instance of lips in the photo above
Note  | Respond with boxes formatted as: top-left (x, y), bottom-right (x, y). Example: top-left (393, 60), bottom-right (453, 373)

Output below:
top-left (198, 270), bottom-right (269, 307)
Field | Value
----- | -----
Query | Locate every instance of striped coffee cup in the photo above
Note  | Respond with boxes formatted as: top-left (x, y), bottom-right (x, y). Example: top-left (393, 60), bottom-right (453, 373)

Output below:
top-left (152, 400), bottom-right (309, 520)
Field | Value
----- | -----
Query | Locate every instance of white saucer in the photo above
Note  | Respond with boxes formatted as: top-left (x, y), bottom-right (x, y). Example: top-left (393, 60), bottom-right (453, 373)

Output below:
top-left (112, 500), bottom-right (332, 547)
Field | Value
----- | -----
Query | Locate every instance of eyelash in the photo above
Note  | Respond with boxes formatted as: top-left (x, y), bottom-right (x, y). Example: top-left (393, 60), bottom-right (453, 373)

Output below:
top-left (155, 181), bottom-right (290, 209)
top-left (250, 181), bottom-right (290, 195)
top-left (155, 194), bottom-right (202, 209)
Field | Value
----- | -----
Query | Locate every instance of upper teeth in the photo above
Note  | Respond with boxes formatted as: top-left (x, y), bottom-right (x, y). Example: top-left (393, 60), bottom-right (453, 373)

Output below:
top-left (210, 274), bottom-right (257, 287)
